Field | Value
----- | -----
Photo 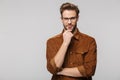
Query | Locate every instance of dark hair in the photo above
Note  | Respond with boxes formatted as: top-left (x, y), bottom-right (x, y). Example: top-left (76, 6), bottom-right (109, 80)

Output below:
top-left (60, 2), bottom-right (80, 16)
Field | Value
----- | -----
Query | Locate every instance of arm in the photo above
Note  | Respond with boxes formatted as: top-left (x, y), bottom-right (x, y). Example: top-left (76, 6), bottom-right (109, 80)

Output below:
top-left (57, 67), bottom-right (83, 77)
top-left (54, 30), bottom-right (73, 68)
top-left (46, 30), bottom-right (73, 74)
top-left (57, 38), bottom-right (97, 77)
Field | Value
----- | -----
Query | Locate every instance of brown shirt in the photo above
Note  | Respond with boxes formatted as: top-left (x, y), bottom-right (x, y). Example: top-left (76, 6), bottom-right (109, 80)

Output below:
top-left (46, 28), bottom-right (97, 80)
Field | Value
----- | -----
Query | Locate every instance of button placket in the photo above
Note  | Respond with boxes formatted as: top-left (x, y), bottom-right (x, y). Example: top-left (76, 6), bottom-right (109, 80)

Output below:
top-left (69, 51), bottom-right (74, 65)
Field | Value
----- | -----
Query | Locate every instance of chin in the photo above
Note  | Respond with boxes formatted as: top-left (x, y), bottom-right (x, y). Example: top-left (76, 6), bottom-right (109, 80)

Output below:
top-left (66, 28), bottom-right (72, 31)
top-left (69, 28), bottom-right (74, 31)
top-left (69, 29), bottom-right (73, 32)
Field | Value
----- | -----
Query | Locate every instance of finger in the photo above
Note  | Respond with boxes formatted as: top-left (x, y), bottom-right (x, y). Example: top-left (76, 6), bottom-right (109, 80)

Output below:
top-left (67, 30), bottom-right (71, 32)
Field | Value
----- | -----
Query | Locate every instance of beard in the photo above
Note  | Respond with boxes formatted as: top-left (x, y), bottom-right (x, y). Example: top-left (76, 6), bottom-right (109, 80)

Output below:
top-left (63, 24), bottom-right (77, 33)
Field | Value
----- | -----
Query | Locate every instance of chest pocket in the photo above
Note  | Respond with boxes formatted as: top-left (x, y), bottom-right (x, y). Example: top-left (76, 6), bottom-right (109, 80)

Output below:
top-left (69, 49), bottom-right (88, 66)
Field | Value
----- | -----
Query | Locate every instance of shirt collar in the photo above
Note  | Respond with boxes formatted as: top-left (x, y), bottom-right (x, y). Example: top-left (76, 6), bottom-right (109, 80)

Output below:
top-left (73, 28), bottom-right (80, 40)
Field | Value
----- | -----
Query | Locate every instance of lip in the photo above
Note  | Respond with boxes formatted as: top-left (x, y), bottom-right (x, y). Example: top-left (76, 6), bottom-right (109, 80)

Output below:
top-left (66, 26), bottom-right (73, 31)
top-left (67, 25), bottom-right (73, 28)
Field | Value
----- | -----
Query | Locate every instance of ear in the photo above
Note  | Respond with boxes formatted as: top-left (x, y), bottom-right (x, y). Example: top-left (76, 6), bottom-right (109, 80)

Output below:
top-left (61, 16), bottom-right (64, 22)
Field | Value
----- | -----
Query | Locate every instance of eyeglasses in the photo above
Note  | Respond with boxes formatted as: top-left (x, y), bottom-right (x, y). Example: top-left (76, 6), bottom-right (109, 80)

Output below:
top-left (62, 17), bottom-right (77, 22)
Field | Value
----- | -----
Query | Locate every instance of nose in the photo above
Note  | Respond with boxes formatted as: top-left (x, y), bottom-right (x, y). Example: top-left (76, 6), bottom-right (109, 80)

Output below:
top-left (68, 19), bottom-right (72, 24)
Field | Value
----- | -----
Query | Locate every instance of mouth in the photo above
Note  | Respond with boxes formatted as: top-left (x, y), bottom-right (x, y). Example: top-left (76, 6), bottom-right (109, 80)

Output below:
top-left (66, 25), bottom-right (73, 30)
top-left (65, 24), bottom-right (76, 33)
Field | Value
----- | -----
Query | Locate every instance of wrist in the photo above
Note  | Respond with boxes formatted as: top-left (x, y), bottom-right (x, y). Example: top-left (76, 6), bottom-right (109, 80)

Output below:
top-left (63, 42), bottom-right (69, 46)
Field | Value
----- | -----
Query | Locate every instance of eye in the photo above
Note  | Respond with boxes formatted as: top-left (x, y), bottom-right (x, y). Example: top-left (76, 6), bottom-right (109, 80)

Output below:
top-left (62, 16), bottom-right (77, 21)
top-left (63, 18), bottom-right (69, 20)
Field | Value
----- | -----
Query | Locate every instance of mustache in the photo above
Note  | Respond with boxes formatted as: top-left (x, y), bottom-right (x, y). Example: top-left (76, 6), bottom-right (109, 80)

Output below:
top-left (64, 25), bottom-right (73, 30)
top-left (67, 24), bottom-right (73, 26)
top-left (67, 24), bottom-right (73, 27)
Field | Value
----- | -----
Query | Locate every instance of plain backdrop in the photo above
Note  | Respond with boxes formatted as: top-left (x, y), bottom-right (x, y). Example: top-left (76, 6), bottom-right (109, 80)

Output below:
top-left (0, 0), bottom-right (120, 80)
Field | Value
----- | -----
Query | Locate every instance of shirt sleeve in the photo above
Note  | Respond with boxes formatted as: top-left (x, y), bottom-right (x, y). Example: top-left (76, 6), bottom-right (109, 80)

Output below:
top-left (77, 38), bottom-right (97, 77)
top-left (46, 39), bottom-right (62, 74)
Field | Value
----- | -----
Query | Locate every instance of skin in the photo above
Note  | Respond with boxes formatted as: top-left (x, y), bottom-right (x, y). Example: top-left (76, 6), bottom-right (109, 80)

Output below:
top-left (61, 10), bottom-right (79, 33)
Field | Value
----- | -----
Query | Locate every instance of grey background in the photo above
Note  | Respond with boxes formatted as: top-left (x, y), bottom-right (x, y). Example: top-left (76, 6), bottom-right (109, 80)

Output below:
top-left (0, 0), bottom-right (120, 80)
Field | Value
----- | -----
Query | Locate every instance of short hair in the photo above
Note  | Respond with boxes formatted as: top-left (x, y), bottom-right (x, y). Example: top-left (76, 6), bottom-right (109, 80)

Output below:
top-left (60, 2), bottom-right (80, 16)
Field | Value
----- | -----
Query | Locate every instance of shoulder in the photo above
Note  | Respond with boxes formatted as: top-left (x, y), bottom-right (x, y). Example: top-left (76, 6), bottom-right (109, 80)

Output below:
top-left (80, 32), bottom-right (96, 42)
top-left (46, 33), bottom-right (62, 43)
top-left (79, 32), bottom-right (97, 48)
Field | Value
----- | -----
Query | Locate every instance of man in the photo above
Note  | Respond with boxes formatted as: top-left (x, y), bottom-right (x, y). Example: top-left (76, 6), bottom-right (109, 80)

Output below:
top-left (46, 2), bottom-right (97, 80)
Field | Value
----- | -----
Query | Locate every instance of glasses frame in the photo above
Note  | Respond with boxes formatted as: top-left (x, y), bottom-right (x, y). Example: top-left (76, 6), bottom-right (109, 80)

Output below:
top-left (62, 16), bottom-right (77, 22)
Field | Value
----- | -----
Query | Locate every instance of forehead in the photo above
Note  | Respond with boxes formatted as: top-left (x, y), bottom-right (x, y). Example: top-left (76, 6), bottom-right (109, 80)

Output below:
top-left (62, 10), bottom-right (77, 17)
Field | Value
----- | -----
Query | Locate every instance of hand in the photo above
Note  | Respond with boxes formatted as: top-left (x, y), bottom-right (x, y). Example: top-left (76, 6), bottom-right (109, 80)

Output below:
top-left (57, 71), bottom-right (62, 75)
top-left (63, 30), bottom-right (73, 46)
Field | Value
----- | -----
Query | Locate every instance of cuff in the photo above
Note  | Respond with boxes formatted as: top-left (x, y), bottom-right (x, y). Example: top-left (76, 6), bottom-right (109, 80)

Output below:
top-left (77, 65), bottom-right (86, 77)
top-left (50, 58), bottom-right (63, 74)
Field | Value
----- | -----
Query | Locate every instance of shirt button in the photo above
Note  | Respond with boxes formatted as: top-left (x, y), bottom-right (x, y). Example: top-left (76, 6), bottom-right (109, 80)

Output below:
top-left (70, 62), bottom-right (73, 65)
top-left (81, 51), bottom-right (84, 54)
top-left (70, 51), bottom-right (73, 54)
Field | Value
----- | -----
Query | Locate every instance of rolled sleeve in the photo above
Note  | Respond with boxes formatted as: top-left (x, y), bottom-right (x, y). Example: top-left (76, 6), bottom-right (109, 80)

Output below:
top-left (78, 38), bottom-right (97, 77)
top-left (48, 58), bottom-right (62, 74)
top-left (77, 65), bottom-right (86, 77)
top-left (46, 39), bottom-right (62, 74)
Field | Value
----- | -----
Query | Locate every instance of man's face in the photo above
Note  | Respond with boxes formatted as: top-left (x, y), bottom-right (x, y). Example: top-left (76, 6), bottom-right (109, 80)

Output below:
top-left (61, 10), bottom-right (79, 32)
